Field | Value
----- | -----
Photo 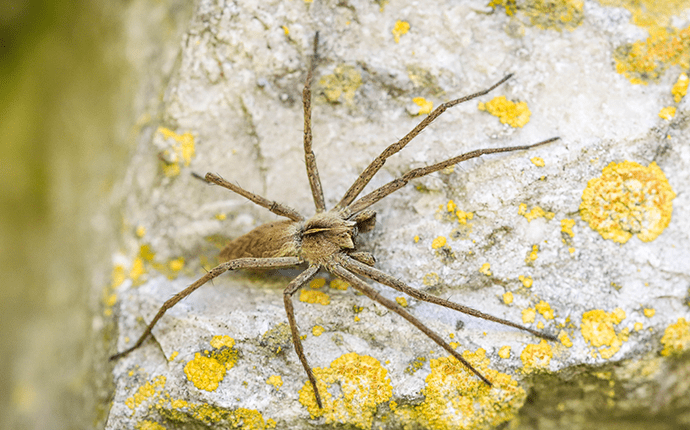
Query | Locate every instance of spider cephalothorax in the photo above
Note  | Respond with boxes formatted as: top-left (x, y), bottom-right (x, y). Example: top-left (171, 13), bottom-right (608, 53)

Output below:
top-left (111, 33), bottom-right (559, 409)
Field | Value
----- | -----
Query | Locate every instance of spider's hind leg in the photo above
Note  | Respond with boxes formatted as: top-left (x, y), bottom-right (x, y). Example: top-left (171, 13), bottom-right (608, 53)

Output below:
top-left (302, 32), bottom-right (326, 213)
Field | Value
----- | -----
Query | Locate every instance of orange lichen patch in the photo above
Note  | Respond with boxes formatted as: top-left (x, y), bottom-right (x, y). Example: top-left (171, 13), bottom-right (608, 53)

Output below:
top-left (479, 263), bottom-right (492, 276)
top-left (530, 157), bottom-right (545, 167)
top-left (392, 20), bottom-right (410, 43)
top-left (613, 25), bottom-right (690, 84)
top-left (520, 340), bottom-right (553, 372)
top-left (299, 352), bottom-right (392, 429)
top-left (535, 300), bottom-right (554, 320)
top-left (558, 330), bottom-right (573, 347)
top-left (413, 97), bottom-right (434, 115)
top-left (184, 353), bottom-right (226, 391)
top-left (312, 325), bottom-right (325, 336)
top-left (503, 291), bottom-right (514, 305)
top-left (330, 278), bottom-right (349, 290)
top-left (498, 345), bottom-right (512, 358)
top-left (395, 349), bottom-right (526, 429)
top-left (659, 106), bottom-right (676, 120)
top-left (643, 308), bottom-right (656, 318)
top-left (660, 317), bottom-right (690, 356)
top-left (518, 203), bottom-right (556, 221)
top-left (309, 278), bottom-right (327, 289)
top-left (157, 127), bottom-right (196, 177)
top-left (672, 72), bottom-right (689, 102)
top-left (522, 307), bottom-right (536, 324)
top-left (581, 308), bottom-right (629, 359)
top-left (519, 275), bottom-right (533, 288)
top-left (478, 96), bottom-right (531, 128)
top-left (319, 65), bottom-right (362, 104)
top-left (266, 375), bottom-right (283, 389)
top-left (432, 236), bottom-right (447, 249)
top-left (210, 335), bottom-right (235, 350)
top-left (125, 376), bottom-right (166, 410)
top-left (299, 289), bottom-right (330, 305)
top-left (396, 296), bottom-right (408, 307)
top-left (580, 161), bottom-right (676, 243)
top-left (561, 218), bottom-right (576, 237)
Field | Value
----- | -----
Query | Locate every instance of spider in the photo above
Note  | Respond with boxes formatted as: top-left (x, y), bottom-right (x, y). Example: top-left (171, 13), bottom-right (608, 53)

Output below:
top-left (111, 33), bottom-right (559, 408)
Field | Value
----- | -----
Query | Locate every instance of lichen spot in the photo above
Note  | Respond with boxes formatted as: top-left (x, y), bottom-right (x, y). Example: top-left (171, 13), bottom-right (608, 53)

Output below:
top-left (309, 277), bottom-right (327, 289)
top-left (479, 263), bottom-right (492, 276)
top-left (137, 420), bottom-right (166, 430)
top-left (522, 307), bottom-right (536, 324)
top-left (396, 348), bottom-right (526, 430)
top-left (266, 375), bottom-right (283, 389)
top-left (519, 275), bottom-right (533, 288)
top-left (456, 210), bottom-right (474, 225)
top-left (579, 161), bottom-right (676, 244)
top-left (672, 72), bottom-right (688, 102)
top-left (558, 330), bottom-right (573, 348)
top-left (431, 236), bottom-right (447, 249)
top-left (319, 65), bottom-right (362, 104)
top-left (643, 308), bottom-right (656, 318)
top-left (526, 245), bottom-right (539, 263)
top-left (478, 96), bottom-right (531, 128)
top-left (184, 353), bottom-right (226, 391)
top-left (298, 352), bottom-right (392, 429)
top-left (135, 225), bottom-right (146, 238)
top-left (210, 335), bottom-right (235, 350)
top-left (561, 218), bottom-right (576, 238)
top-left (157, 127), bottom-right (196, 175)
top-left (125, 376), bottom-right (166, 410)
top-left (659, 106), bottom-right (676, 120)
top-left (498, 345), bottom-right (511, 359)
top-left (518, 203), bottom-right (555, 221)
top-left (396, 296), bottom-right (408, 307)
top-left (312, 325), bottom-right (325, 336)
top-left (580, 308), bottom-right (629, 359)
top-left (168, 257), bottom-right (184, 273)
top-left (299, 289), bottom-right (331, 305)
top-left (530, 157), bottom-right (545, 167)
top-left (330, 278), bottom-right (349, 290)
top-left (503, 291), bottom-right (514, 305)
top-left (392, 20), bottom-right (410, 43)
top-left (412, 97), bottom-right (433, 115)
top-left (660, 318), bottom-right (690, 357)
top-left (520, 340), bottom-right (553, 372)
top-left (423, 272), bottom-right (440, 287)
top-left (535, 300), bottom-right (554, 320)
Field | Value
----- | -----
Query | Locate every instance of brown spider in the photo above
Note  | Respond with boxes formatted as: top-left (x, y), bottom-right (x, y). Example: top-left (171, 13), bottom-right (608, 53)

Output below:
top-left (111, 34), bottom-right (559, 408)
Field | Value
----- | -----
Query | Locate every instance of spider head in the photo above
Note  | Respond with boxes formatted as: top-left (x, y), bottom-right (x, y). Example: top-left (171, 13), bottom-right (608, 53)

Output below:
top-left (299, 212), bottom-right (358, 264)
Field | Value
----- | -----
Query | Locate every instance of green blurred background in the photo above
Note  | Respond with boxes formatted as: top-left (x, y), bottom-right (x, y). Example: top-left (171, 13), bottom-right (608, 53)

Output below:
top-left (1, 1), bottom-right (127, 427)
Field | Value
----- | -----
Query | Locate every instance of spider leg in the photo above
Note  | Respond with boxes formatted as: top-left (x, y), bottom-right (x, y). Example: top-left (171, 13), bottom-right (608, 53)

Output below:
top-left (329, 259), bottom-right (493, 386)
top-left (109, 256), bottom-right (302, 361)
top-left (335, 74), bottom-right (514, 211)
top-left (340, 255), bottom-right (558, 341)
top-left (283, 264), bottom-right (323, 408)
top-left (303, 32), bottom-right (326, 213)
top-left (204, 173), bottom-right (303, 221)
top-left (345, 137), bottom-right (559, 215)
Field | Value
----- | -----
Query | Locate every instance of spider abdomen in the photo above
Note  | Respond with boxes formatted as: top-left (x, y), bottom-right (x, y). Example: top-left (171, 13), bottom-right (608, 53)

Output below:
top-left (219, 220), bottom-right (300, 261)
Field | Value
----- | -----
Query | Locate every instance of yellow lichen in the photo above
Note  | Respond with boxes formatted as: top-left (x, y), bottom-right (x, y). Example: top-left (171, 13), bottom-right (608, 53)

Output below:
top-left (125, 376), bottom-right (166, 410)
top-left (659, 106), bottom-right (676, 120)
top-left (299, 289), bottom-right (331, 305)
top-left (129, 257), bottom-right (145, 282)
top-left (413, 235), bottom-right (420, 243)
top-left (522, 308), bottom-right (536, 324)
top-left (157, 127), bottom-right (195, 177)
top-left (319, 65), bottom-right (362, 104)
top-left (643, 308), bottom-right (656, 318)
top-left (660, 317), bottom-right (690, 356)
top-left (672, 72), bottom-right (688, 102)
top-left (456, 210), bottom-right (474, 225)
top-left (479, 263), bottom-right (492, 276)
top-left (530, 157), bottom-right (545, 167)
top-left (210, 335), bottom-right (235, 349)
top-left (561, 218), bottom-right (576, 237)
top-left (526, 244), bottom-right (539, 263)
top-left (634, 322), bottom-right (644, 331)
top-left (309, 278), bottom-right (327, 289)
top-left (478, 96), bottom-right (531, 128)
top-left (503, 291), bottom-right (514, 305)
top-left (215, 212), bottom-right (226, 220)
top-left (169, 351), bottom-right (179, 361)
top-left (395, 348), bottom-right (526, 429)
top-left (423, 272), bottom-right (440, 286)
top-left (312, 325), bottom-right (325, 336)
top-left (413, 97), bottom-right (433, 115)
top-left (168, 257), bottom-right (184, 272)
top-left (281, 25), bottom-right (289, 35)
top-left (520, 340), bottom-right (553, 372)
top-left (581, 308), bottom-right (629, 359)
top-left (518, 203), bottom-right (555, 221)
top-left (519, 275), bottom-right (533, 288)
top-left (330, 279), bottom-right (349, 290)
top-left (498, 345), bottom-right (512, 358)
top-left (431, 236), bottom-right (447, 249)
top-left (136, 420), bottom-right (166, 430)
top-left (535, 300), bottom-right (554, 320)
top-left (580, 161), bottom-right (676, 243)
top-left (396, 297), bottom-right (408, 307)
top-left (112, 264), bottom-right (126, 288)
top-left (392, 20), bottom-right (410, 43)
top-left (299, 352), bottom-right (392, 429)
top-left (447, 200), bottom-right (457, 213)
top-left (184, 353), bottom-right (226, 391)
top-left (558, 330), bottom-right (573, 348)
top-left (136, 225), bottom-right (146, 238)
top-left (266, 375), bottom-right (283, 389)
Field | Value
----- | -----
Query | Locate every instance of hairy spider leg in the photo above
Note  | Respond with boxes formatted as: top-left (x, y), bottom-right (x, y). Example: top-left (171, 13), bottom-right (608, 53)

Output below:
top-left (109, 257), bottom-right (301, 361)
top-left (282, 265), bottom-right (323, 408)
top-left (329, 260), bottom-right (492, 386)
top-left (345, 137), bottom-right (559, 216)
top-left (334, 74), bottom-right (514, 211)
top-left (303, 32), bottom-right (326, 213)
top-left (340, 255), bottom-right (558, 341)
